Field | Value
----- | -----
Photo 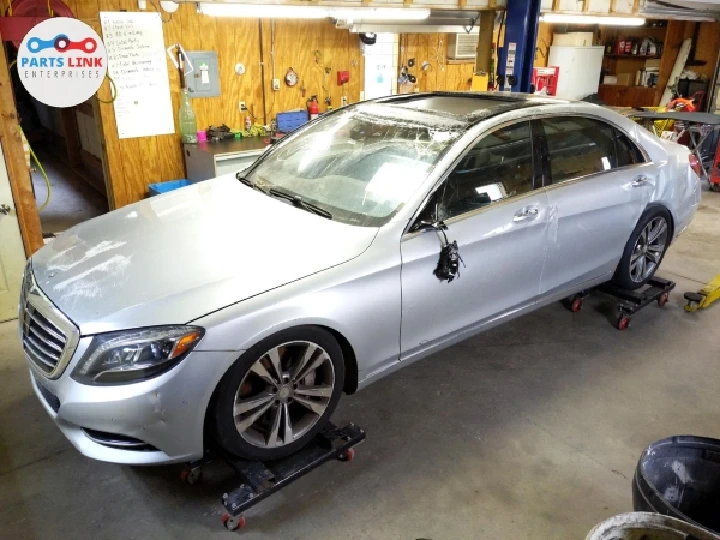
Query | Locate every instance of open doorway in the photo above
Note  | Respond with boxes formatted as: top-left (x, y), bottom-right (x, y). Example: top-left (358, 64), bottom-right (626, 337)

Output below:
top-left (363, 33), bottom-right (399, 100)
top-left (6, 44), bottom-right (109, 239)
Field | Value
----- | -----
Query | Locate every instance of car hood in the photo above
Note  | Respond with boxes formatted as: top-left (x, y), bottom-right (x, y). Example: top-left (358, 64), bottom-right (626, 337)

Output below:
top-left (31, 175), bottom-right (378, 335)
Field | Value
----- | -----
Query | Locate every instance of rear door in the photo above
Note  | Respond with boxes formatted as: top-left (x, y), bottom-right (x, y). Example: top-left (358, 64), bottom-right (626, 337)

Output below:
top-left (538, 116), bottom-right (656, 294)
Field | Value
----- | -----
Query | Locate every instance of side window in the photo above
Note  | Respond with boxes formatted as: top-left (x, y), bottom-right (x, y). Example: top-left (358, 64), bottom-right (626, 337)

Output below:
top-left (615, 130), bottom-right (645, 167)
top-left (542, 117), bottom-right (616, 183)
top-left (418, 122), bottom-right (535, 222)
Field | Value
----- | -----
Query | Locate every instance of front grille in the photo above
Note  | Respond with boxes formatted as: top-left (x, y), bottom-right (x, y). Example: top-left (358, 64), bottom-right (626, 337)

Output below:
top-left (19, 268), bottom-right (78, 378)
top-left (22, 304), bottom-right (66, 373)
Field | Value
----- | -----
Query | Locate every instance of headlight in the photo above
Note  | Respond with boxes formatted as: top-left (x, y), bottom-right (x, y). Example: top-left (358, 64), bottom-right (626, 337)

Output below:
top-left (72, 326), bottom-right (204, 385)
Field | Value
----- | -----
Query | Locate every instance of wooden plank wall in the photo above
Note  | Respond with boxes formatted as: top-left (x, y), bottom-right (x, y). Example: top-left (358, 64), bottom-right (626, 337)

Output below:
top-left (261, 21), bottom-right (364, 119)
top-left (398, 33), bottom-right (474, 92)
top-left (683, 21), bottom-right (720, 80)
top-left (55, 0), bottom-right (363, 207)
top-left (534, 22), bottom-right (553, 68)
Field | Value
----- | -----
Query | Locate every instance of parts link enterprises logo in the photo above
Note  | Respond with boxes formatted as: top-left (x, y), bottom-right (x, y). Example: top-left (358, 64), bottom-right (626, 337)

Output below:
top-left (18, 18), bottom-right (108, 108)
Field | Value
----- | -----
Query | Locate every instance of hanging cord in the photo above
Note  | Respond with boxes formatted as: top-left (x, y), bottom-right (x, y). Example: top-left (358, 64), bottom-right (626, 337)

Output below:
top-left (96, 72), bottom-right (117, 104)
top-left (148, 0), bottom-right (173, 23)
top-left (18, 127), bottom-right (52, 211)
top-left (47, 0), bottom-right (53, 17)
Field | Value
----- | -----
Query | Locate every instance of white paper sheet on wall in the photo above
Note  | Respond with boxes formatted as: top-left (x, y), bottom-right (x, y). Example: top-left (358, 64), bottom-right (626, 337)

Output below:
top-left (100, 12), bottom-right (174, 139)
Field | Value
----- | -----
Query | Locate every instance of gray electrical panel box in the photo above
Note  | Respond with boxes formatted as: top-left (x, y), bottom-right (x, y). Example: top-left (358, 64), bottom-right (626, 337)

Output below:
top-left (185, 51), bottom-right (220, 98)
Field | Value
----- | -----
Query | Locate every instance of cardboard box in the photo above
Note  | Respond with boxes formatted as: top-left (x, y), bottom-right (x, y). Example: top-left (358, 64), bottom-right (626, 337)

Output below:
top-left (617, 73), bottom-right (634, 86)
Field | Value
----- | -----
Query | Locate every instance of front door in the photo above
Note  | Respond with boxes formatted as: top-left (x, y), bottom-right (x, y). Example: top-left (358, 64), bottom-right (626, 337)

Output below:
top-left (400, 121), bottom-right (549, 359)
top-left (537, 116), bottom-right (655, 293)
top-left (0, 142), bottom-right (27, 321)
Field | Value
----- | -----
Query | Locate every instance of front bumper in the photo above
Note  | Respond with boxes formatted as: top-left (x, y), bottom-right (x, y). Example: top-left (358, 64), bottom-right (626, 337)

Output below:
top-left (27, 338), bottom-right (239, 465)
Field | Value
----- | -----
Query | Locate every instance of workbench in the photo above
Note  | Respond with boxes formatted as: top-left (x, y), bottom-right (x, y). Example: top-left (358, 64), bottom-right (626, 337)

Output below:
top-left (183, 138), bottom-right (267, 183)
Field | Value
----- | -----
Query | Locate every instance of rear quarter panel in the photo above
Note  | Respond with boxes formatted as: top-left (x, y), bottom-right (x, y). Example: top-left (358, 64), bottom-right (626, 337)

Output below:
top-left (635, 128), bottom-right (701, 240)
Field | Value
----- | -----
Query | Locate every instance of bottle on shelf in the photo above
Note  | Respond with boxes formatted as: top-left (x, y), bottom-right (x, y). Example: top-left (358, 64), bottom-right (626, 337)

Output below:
top-left (179, 88), bottom-right (198, 144)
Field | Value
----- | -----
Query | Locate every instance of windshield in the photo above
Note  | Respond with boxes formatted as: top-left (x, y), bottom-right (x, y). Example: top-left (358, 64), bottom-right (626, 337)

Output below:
top-left (247, 107), bottom-right (463, 227)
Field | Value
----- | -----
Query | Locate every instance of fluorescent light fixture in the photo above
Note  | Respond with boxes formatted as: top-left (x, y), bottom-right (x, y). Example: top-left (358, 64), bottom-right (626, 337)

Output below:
top-left (540, 14), bottom-right (646, 26)
top-left (197, 3), bottom-right (330, 18)
top-left (329, 8), bottom-right (430, 21)
top-left (196, 3), bottom-right (431, 20)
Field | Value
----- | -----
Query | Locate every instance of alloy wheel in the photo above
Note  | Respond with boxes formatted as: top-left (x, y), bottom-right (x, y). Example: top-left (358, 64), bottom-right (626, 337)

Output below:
top-left (232, 341), bottom-right (335, 448)
top-left (630, 216), bottom-right (668, 283)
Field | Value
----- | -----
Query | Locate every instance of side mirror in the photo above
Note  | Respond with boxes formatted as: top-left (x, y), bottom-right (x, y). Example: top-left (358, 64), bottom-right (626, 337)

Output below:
top-left (413, 220), bottom-right (448, 232)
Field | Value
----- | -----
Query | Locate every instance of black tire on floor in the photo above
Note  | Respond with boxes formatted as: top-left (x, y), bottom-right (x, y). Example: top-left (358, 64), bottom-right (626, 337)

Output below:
top-left (212, 326), bottom-right (345, 461)
top-left (612, 206), bottom-right (672, 291)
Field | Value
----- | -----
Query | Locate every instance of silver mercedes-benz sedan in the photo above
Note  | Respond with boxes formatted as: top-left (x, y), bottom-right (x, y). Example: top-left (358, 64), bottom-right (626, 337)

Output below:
top-left (20, 93), bottom-right (700, 465)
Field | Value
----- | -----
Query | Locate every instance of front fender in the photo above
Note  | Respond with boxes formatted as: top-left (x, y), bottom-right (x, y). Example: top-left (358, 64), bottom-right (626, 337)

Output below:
top-left (189, 246), bottom-right (402, 385)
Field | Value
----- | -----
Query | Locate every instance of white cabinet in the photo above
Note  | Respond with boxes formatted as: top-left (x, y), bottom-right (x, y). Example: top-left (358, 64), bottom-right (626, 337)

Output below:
top-left (547, 46), bottom-right (605, 100)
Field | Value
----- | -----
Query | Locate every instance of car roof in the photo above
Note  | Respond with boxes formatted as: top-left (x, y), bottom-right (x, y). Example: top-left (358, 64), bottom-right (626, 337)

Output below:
top-left (370, 91), bottom-right (573, 125)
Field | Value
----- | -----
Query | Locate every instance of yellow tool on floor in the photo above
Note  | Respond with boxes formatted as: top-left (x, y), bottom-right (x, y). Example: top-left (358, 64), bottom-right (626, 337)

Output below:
top-left (684, 272), bottom-right (720, 312)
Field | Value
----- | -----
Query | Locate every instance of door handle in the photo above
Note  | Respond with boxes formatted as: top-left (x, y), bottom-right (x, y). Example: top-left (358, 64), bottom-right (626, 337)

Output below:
top-left (0, 203), bottom-right (10, 215)
top-left (631, 175), bottom-right (650, 187)
top-left (513, 206), bottom-right (540, 222)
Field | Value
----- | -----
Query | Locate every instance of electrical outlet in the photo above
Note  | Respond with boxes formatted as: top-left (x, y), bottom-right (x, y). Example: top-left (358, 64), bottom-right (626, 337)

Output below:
top-left (239, 101), bottom-right (247, 111)
top-left (341, 96), bottom-right (348, 107)
top-left (271, 78), bottom-right (280, 91)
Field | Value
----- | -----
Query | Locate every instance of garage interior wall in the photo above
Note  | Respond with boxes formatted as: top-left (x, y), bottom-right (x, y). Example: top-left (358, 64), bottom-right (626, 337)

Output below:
top-left (61, 0), bottom-right (364, 207)
top-left (535, 20), bottom-right (720, 105)
top-left (397, 33), bottom-right (475, 92)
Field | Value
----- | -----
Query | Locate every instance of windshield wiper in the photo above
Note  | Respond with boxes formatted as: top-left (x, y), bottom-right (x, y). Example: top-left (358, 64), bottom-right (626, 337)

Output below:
top-left (267, 187), bottom-right (332, 219)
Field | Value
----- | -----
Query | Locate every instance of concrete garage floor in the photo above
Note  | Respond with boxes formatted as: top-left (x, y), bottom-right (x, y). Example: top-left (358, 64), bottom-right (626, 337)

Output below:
top-left (1, 192), bottom-right (719, 540)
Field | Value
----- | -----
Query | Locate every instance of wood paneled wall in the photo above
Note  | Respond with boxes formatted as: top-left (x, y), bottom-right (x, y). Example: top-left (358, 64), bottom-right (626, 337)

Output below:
top-left (534, 22), bottom-right (553, 68)
top-left (397, 33), bottom-right (474, 93)
top-left (54, 0), bottom-right (363, 207)
top-left (262, 21), bottom-right (364, 120)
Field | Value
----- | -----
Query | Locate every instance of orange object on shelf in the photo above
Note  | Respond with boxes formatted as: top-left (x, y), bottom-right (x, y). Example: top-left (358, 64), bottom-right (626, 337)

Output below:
top-left (666, 97), bottom-right (696, 112)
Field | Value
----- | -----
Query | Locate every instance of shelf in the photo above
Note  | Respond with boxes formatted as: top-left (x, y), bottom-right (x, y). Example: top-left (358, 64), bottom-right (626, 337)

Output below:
top-left (604, 54), bottom-right (662, 59)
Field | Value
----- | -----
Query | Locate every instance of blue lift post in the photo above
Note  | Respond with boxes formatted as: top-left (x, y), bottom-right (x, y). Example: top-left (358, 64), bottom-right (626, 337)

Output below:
top-left (497, 0), bottom-right (542, 93)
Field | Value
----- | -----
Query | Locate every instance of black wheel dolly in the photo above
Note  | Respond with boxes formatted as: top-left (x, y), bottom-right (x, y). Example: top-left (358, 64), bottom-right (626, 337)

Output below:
top-left (179, 422), bottom-right (365, 532)
top-left (562, 276), bottom-right (676, 330)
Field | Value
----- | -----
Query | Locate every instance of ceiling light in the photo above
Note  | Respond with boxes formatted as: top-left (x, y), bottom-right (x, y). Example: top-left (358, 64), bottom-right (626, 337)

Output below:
top-left (196, 3), bottom-right (330, 18)
top-left (330, 8), bottom-right (430, 21)
top-left (540, 14), bottom-right (646, 26)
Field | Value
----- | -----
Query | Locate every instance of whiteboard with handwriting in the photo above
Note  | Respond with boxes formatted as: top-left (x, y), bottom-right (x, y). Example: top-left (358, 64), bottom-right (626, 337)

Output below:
top-left (100, 12), bottom-right (174, 139)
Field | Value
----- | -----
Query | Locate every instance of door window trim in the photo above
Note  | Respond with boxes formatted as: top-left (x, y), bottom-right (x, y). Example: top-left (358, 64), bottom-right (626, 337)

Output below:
top-left (531, 113), bottom-right (651, 188)
top-left (404, 119), bottom-right (538, 236)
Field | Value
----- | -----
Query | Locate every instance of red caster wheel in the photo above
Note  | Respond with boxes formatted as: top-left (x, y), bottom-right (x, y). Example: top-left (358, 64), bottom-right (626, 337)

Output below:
top-left (570, 298), bottom-right (583, 313)
top-left (616, 316), bottom-right (631, 331)
top-left (658, 292), bottom-right (669, 307)
top-left (180, 467), bottom-right (202, 485)
top-left (338, 448), bottom-right (355, 462)
top-left (222, 513), bottom-right (246, 531)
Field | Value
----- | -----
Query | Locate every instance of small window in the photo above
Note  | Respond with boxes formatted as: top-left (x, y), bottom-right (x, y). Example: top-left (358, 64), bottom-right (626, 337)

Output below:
top-left (419, 122), bottom-right (535, 222)
top-left (542, 117), bottom-right (617, 183)
top-left (615, 130), bottom-right (645, 167)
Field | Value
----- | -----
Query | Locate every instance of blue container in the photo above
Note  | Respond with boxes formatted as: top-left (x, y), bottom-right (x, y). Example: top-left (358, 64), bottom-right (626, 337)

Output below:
top-left (148, 179), bottom-right (192, 196)
top-left (276, 110), bottom-right (307, 133)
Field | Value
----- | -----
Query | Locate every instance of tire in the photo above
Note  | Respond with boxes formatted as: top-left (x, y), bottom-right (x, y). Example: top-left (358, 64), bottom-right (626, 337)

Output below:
top-left (212, 326), bottom-right (345, 461)
top-left (612, 206), bottom-right (671, 290)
